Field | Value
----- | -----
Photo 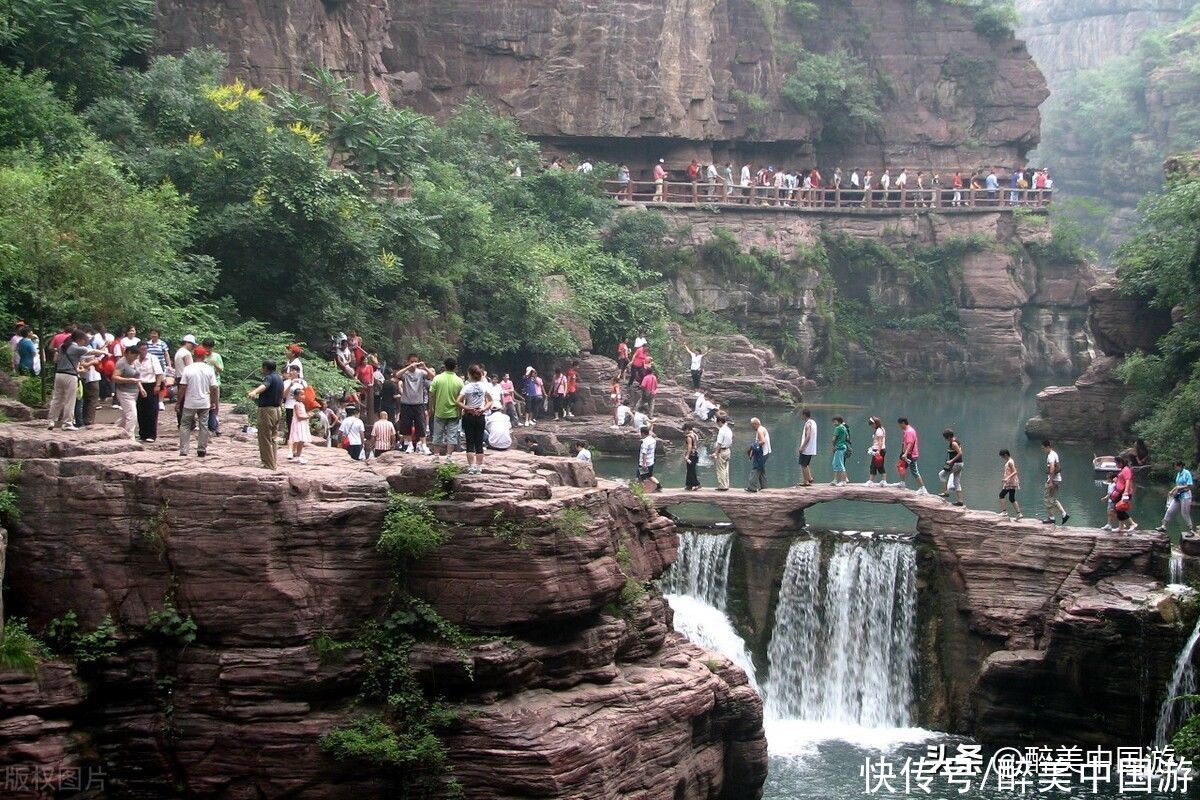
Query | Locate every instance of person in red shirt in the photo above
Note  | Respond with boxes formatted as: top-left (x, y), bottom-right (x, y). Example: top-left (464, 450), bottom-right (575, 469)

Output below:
top-left (638, 366), bottom-right (659, 417)
top-left (616, 339), bottom-right (630, 381)
top-left (355, 357), bottom-right (376, 424)
top-left (628, 342), bottom-right (649, 389)
top-left (565, 361), bottom-right (579, 418)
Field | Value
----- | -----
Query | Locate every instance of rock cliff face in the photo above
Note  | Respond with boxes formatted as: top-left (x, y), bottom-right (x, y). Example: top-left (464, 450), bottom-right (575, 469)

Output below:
top-left (0, 424), bottom-right (766, 798)
top-left (646, 206), bottom-right (1096, 383)
top-left (1017, 0), bottom-right (1196, 86)
top-left (155, 0), bottom-right (1047, 171)
top-left (1025, 279), bottom-right (1171, 442)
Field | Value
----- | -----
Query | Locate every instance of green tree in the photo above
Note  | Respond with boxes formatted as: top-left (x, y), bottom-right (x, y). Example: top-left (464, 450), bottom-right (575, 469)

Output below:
top-left (0, 0), bottom-right (155, 105)
top-left (0, 146), bottom-right (196, 337)
top-left (0, 66), bottom-right (86, 156)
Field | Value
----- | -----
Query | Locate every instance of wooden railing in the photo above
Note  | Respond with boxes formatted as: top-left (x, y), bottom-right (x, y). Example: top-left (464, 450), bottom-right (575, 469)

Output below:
top-left (603, 179), bottom-right (1053, 211)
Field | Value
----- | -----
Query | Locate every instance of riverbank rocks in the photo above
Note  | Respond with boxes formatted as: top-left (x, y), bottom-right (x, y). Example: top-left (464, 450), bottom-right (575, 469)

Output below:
top-left (1024, 277), bottom-right (1172, 443)
top-left (0, 420), bottom-right (766, 799)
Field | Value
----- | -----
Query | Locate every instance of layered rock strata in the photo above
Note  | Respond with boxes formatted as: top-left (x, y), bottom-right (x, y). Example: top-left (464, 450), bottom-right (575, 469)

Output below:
top-left (1025, 279), bottom-right (1172, 441)
top-left (0, 424), bottom-right (767, 799)
top-left (650, 206), bottom-right (1097, 383)
top-left (155, 0), bottom-right (1047, 170)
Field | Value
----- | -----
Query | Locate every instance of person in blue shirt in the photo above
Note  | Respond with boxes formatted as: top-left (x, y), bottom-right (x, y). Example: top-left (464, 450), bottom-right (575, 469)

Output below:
top-left (15, 326), bottom-right (37, 375)
top-left (985, 169), bottom-right (999, 205)
top-left (1157, 461), bottom-right (1195, 535)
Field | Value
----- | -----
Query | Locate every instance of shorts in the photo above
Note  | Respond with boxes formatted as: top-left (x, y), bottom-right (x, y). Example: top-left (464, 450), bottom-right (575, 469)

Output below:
top-left (870, 449), bottom-right (887, 476)
top-left (617, 358), bottom-right (629, 371)
top-left (398, 403), bottom-right (427, 439)
top-left (907, 458), bottom-right (921, 477)
top-left (799, 453), bottom-right (814, 467)
top-left (832, 448), bottom-right (846, 472)
top-left (999, 487), bottom-right (1017, 502)
top-left (431, 416), bottom-right (462, 446)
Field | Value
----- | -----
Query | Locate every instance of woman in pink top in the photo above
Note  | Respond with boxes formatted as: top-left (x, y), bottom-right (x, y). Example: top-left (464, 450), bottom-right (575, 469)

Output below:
top-left (499, 373), bottom-right (517, 425)
top-left (638, 366), bottom-right (659, 417)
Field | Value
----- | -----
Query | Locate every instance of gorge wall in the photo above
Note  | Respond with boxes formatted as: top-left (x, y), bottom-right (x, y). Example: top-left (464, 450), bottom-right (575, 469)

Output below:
top-left (0, 426), bottom-right (767, 798)
top-left (1016, 0), bottom-right (1197, 86)
top-left (155, 0), bottom-right (1047, 172)
top-left (637, 205), bottom-right (1096, 383)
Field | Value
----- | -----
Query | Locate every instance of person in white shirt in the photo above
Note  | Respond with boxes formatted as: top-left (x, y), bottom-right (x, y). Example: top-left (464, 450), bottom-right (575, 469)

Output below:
top-left (485, 409), bottom-right (513, 451)
top-left (1041, 440), bottom-right (1070, 525)
top-left (282, 366), bottom-right (307, 447)
top-left (576, 159), bottom-right (593, 174)
top-left (177, 347), bottom-right (217, 457)
top-left (615, 404), bottom-right (632, 427)
top-left (740, 163), bottom-right (752, 204)
top-left (637, 425), bottom-right (658, 487)
top-left (798, 408), bottom-right (818, 486)
top-left (867, 416), bottom-right (888, 485)
top-left (713, 414), bottom-right (733, 491)
top-left (573, 441), bottom-right (592, 464)
top-left (694, 392), bottom-right (718, 422)
top-left (632, 409), bottom-right (650, 431)
top-left (119, 325), bottom-right (140, 353)
top-left (174, 335), bottom-right (196, 376)
top-left (341, 406), bottom-right (366, 461)
top-left (633, 330), bottom-right (648, 350)
top-left (134, 341), bottom-right (165, 442)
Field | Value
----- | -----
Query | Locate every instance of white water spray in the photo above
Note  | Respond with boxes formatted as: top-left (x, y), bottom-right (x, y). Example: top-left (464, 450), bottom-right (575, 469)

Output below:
top-left (1154, 616), bottom-right (1200, 746)
top-left (661, 531), bottom-right (734, 611)
top-left (765, 537), bottom-right (918, 728)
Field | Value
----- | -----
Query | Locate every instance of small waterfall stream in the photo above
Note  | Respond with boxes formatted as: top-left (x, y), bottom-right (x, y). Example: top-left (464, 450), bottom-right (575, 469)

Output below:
top-left (765, 537), bottom-right (918, 728)
top-left (1154, 615), bottom-right (1200, 746)
top-left (663, 532), bottom-right (759, 686)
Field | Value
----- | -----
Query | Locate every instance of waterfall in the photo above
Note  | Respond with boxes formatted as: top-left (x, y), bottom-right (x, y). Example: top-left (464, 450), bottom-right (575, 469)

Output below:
top-left (765, 537), bottom-right (918, 728)
top-left (1154, 616), bottom-right (1200, 746)
top-left (1170, 549), bottom-right (1185, 585)
top-left (662, 532), bottom-right (758, 686)
top-left (661, 531), bottom-right (734, 610)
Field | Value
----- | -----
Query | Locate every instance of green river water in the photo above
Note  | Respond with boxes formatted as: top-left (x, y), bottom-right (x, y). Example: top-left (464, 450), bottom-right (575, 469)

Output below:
top-left (594, 382), bottom-right (1197, 799)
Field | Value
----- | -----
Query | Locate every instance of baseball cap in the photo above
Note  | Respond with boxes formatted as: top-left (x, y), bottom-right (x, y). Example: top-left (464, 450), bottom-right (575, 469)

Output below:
top-left (182, 334), bottom-right (197, 344)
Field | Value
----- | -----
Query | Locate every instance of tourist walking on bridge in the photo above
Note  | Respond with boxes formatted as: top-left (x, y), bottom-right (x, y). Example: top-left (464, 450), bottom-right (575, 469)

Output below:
top-left (683, 422), bottom-right (701, 491)
top-left (1157, 461), bottom-right (1195, 535)
top-left (714, 414), bottom-right (732, 491)
top-left (939, 429), bottom-right (965, 506)
top-left (798, 409), bottom-right (817, 487)
top-left (653, 159), bottom-right (666, 201)
top-left (746, 417), bottom-right (770, 492)
top-left (998, 450), bottom-right (1022, 519)
top-left (830, 415), bottom-right (850, 486)
top-left (867, 416), bottom-right (887, 485)
top-left (898, 418), bottom-right (927, 495)
top-left (1041, 440), bottom-right (1070, 525)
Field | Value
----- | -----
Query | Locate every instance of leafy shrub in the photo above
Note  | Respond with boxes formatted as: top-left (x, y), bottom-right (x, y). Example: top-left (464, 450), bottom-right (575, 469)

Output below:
top-left (17, 375), bottom-right (45, 408)
top-left (972, 1), bottom-right (1018, 40)
top-left (46, 611), bottom-right (119, 664)
top-left (0, 619), bottom-right (49, 673)
top-left (320, 713), bottom-right (450, 770)
top-left (785, 0), bottom-right (819, 24)
top-left (782, 49), bottom-right (881, 142)
top-left (377, 493), bottom-right (448, 563)
top-left (145, 598), bottom-right (198, 646)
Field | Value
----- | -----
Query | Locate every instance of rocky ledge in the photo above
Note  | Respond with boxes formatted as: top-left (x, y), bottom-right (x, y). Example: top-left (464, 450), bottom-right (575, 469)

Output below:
top-left (0, 423), bottom-right (767, 799)
top-left (1025, 280), bottom-right (1172, 442)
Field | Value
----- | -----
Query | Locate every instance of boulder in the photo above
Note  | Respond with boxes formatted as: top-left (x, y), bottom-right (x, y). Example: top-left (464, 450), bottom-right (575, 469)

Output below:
top-left (1024, 356), bottom-right (1133, 443)
top-left (1088, 280), bottom-right (1172, 357)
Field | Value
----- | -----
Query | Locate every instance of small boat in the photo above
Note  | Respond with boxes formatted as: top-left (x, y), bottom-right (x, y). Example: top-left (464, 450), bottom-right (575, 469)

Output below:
top-left (1093, 456), bottom-right (1153, 477)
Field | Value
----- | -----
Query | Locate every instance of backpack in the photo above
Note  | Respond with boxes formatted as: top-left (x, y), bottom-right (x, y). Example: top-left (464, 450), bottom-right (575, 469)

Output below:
top-left (302, 384), bottom-right (320, 411)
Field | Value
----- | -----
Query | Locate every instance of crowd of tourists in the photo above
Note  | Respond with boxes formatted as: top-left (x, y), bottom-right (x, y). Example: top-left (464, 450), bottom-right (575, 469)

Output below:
top-left (10, 318), bottom-right (1193, 536)
top-left (607, 160), bottom-right (1054, 208)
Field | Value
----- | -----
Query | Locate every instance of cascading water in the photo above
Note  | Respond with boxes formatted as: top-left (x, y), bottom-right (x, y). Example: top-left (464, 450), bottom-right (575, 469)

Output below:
top-left (765, 537), bottom-right (918, 729)
top-left (1170, 548), bottom-right (1185, 585)
top-left (1154, 616), bottom-right (1200, 746)
top-left (661, 531), bottom-right (734, 610)
top-left (662, 532), bottom-right (758, 687)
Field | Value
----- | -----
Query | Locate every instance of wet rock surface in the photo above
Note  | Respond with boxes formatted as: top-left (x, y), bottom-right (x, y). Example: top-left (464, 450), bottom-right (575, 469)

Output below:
top-left (0, 421), bottom-right (766, 799)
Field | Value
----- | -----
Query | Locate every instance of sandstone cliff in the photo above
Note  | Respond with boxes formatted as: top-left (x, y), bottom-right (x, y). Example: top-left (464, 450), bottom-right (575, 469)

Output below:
top-left (0, 424), bottom-right (766, 798)
top-left (645, 206), bottom-right (1096, 383)
top-left (1025, 278), bottom-right (1172, 442)
top-left (1017, 0), bottom-right (1197, 85)
top-left (155, 0), bottom-right (1047, 171)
